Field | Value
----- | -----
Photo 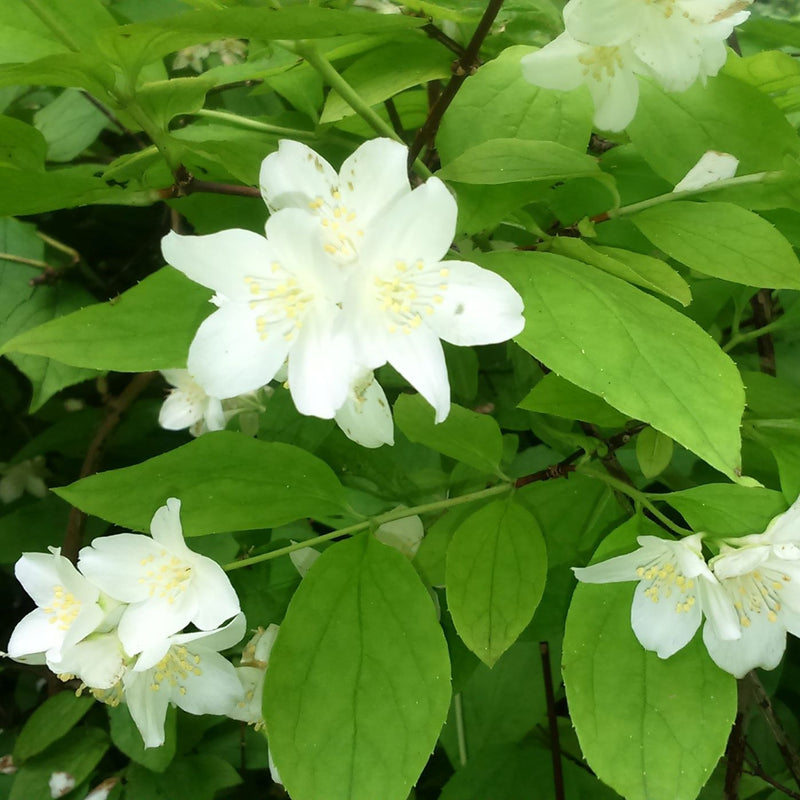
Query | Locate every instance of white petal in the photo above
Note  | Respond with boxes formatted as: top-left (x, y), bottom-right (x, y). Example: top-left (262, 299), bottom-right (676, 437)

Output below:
top-left (385, 329), bottom-right (450, 423)
top-left (287, 306), bottom-right (353, 419)
top-left (78, 535), bottom-right (162, 603)
top-left (632, 16), bottom-right (700, 92)
top-left (187, 558), bottom-right (241, 631)
top-left (162, 230), bottom-right (278, 300)
top-left (259, 140), bottom-right (338, 214)
top-left (703, 613), bottom-right (786, 677)
top-left (359, 178), bottom-right (457, 267)
top-left (204, 397), bottom-right (226, 432)
top-left (188, 303), bottom-right (291, 399)
top-left (339, 138), bottom-right (411, 228)
top-left (587, 56), bottom-right (640, 132)
top-left (631, 579), bottom-right (702, 658)
top-left (674, 151), bottom-right (739, 192)
top-left (123, 670), bottom-right (171, 748)
top-left (172, 650), bottom-right (243, 716)
top-left (573, 549), bottom-right (649, 584)
top-left (375, 515), bottom-right (424, 558)
top-left (765, 495), bottom-right (800, 544)
top-left (290, 546), bottom-right (320, 578)
top-left (168, 612), bottom-right (247, 653)
top-left (564, 0), bottom-right (641, 45)
top-left (697, 577), bottom-right (741, 641)
top-left (117, 592), bottom-right (197, 656)
top-left (158, 390), bottom-right (205, 431)
top-left (334, 373), bottom-right (394, 448)
top-left (7, 609), bottom-right (64, 659)
top-left (425, 260), bottom-right (524, 347)
top-left (711, 545), bottom-right (770, 580)
top-left (50, 633), bottom-right (126, 689)
top-left (16, 552), bottom-right (96, 607)
top-left (521, 34), bottom-right (588, 92)
top-left (149, 498), bottom-right (188, 554)
top-left (227, 665), bottom-right (265, 724)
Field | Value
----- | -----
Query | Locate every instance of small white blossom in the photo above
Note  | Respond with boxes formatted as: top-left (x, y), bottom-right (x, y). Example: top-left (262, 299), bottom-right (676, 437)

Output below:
top-left (289, 544), bottom-right (320, 578)
top-left (159, 369), bottom-right (226, 436)
top-left (0, 456), bottom-right (48, 504)
top-left (334, 370), bottom-right (394, 448)
top-left (7, 549), bottom-right (107, 664)
top-left (574, 533), bottom-right (738, 658)
top-left (124, 614), bottom-right (246, 748)
top-left (674, 151), bottom-right (739, 192)
top-left (375, 515), bottom-right (424, 559)
top-left (48, 771), bottom-right (75, 798)
top-left (77, 498), bottom-right (240, 656)
top-left (227, 624), bottom-right (279, 727)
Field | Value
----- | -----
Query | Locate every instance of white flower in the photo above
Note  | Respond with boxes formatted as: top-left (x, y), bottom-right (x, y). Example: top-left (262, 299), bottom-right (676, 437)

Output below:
top-left (289, 544), bottom-right (320, 578)
top-left (0, 457), bottom-right (48, 504)
top-left (162, 209), bottom-right (354, 418)
top-left (574, 533), bottom-right (738, 658)
top-left (341, 177), bottom-right (524, 422)
top-left (334, 370), bottom-right (394, 448)
top-left (159, 369), bottom-right (226, 436)
top-left (375, 515), bottom-right (424, 559)
top-left (77, 498), bottom-right (240, 656)
top-left (563, 0), bottom-right (750, 92)
top-left (521, 33), bottom-right (645, 131)
top-left (49, 771), bottom-right (75, 798)
top-left (7, 549), bottom-right (107, 664)
top-left (673, 150), bottom-right (739, 192)
top-left (227, 624), bottom-right (279, 727)
top-left (259, 138), bottom-right (412, 265)
top-left (51, 629), bottom-right (128, 690)
top-left (124, 614), bottom-right (246, 748)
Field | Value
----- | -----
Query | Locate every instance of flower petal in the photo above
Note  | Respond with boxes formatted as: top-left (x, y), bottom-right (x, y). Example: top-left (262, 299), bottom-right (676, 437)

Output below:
top-left (149, 498), bottom-right (188, 554)
top-left (384, 328), bottom-right (450, 423)
top-left (259, 140), bottom-right (338, 214)
top-left (631, 579), bottom-right (702, 658)
top-left (703, 612), bottom-right (786, 678)
top-left (188, 558), bottom-right (241, 631)
top-left (78, 535), bottom-right (163, 603)
top-left (188, 303), bottom-right (291, 399)
top-left (521, 34), bottom-right (587, 92)
top-left (587, 56), bottom-right (640, 132)
top-left (162, 230), bottom-right (278, 300)
top-left (339, 138), bottom-right (411, 228)
top-left (564, 0), bottom-right (641, 45)
top-left (425, 260), bottom-right (524, 346)
top-left (117, 592), bottom-right (197, 656)
top-left (572, 549), bottom-right (647, 584)
top-left (158, 389), bottom-right (205, 431)
top-left (173, 650), bottom-right (243, 716)
top-left (124, 669), bottom-right (171, 748)
top-left (51, 633), bottom-right (126, 689)
top-left (7, 609), bottom-right (63, 659)
top-left (334, 373), bottom-right (394, 448)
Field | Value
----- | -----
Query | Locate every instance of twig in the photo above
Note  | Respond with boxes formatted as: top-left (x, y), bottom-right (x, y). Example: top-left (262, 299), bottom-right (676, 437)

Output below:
top-left (540, 642), bottom-right (565, 800)
top-left (724, 681), bottom-right (751, 800)
top-left (384, 98), bottom-right (405, 138)
top-left (407, 0), bottom-right (506, 167)
top-left (744, 755), bottom-right (800, 799)
top-left (80, 91), bottom-right (146, 148)
top-left (747, 671), bottom-right (800, 789)
top-left (207, 78), bottom-right (264, 95)
top-left (421, 22), bottom-right (467, 58)
top-left (62, 372), bottom-right (156, 563)
top-left (749, 289), bottom-right (777, 376)
top-left (162, 166), bottom-right (261, 199)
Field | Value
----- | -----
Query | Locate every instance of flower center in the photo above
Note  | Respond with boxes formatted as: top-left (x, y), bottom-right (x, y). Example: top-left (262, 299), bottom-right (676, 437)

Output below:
top-left (138, 550), bottom-right (192, 603)
top-left (637, 559), bottom-right (697, 614)
top-left (150, 645), bottom-right (202, 694)
top-left (89, 682), bottom-right (124, 708)
top-left (42, 585), bottom-right (82, 631)
top-left (578, 46), bottom-right (624, 80)
top-left (731, 568), bottom-right (789, 627)
top-left (309, 185), bottom-right (364, 261)
top-left (373, 260), bottom-right (450, 334)
top-left (244, 270), bottom-right (315, 343)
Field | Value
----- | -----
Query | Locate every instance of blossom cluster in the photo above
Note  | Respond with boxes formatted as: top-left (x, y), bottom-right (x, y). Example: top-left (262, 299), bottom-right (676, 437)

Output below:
top-left (574, 498), bottom-right (800, 677)
top-left (160, 138), bottom-right (525, 448)
top-left (4, 499), bottom-right (271, 749)
top-left (522, 0), bottom-right (752, 131)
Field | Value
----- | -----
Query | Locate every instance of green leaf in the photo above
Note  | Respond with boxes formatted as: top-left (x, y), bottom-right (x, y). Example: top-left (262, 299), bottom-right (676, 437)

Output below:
top-left (757, 427), bottom-right (800, 503)
top-left (135, 77), bottom-right (215, 129)
top-left (100, 7), bottom-right (425, 73)
top-left (437, 45), bottom-right (592, 163)
top-left (108, 705), bottom-right (177, 773)
top-left (2, 268), bottom-right (212, 371)
top-left (0, 54), bottom-right (115, 96)
top-left (264, 533), bottom-right (451, 800)
top-left (636, 427), bottom-right (673, 479)
top-left (563, 517), bottom-right (737, 800)
top-left (446, 498), bottom-right (547, 667)
top-left (481, 251), bottom-right (746, 482)
top-left (0, 116), bottom-right (46, 170)
top-left (519, 372), bottom-right (629, 428)
top-left (628, 73), bottom-right (800, 185)
top-left (13, 693), bottom-right (94, 763)
top-left (633, 202), bottom-right (800, 289)
top-left (34, 89), bottom-right (107, 163)
top-left (0, 495), bottom-right (75, 563)
top-left (9, 727), bottom-right (109, 800)
top-left (125, 755), bottom-right (241, 800)
top-left (550, 237), bottom-right (692, 307)
top-left (55, 431), bottom-right (349, 534)
top-left (0, 27), bottom-right (67, 64)
top-left (438, 138), bottom-right (603, 185)
top-left (394, 394), bottom-right (503, 474)
top-left (662, 484), bottom-right (787, 537)
top-left (321, 36), bottom-right (451, 123)
top-left (414, 505), bottom-right (474, 588)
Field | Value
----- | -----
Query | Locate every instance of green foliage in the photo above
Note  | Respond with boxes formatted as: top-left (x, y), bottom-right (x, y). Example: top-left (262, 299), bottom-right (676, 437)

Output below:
top-left (13, 692), bottom-right (94, 763)
top-left (264, 534), bottom-right (451, 800)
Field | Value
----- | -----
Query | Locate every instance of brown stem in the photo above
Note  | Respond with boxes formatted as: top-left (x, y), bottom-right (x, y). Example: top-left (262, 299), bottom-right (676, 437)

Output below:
top-left (540, 642), bottom-right (565, 800)
top-left (744, 756), bottom-right (800, 799)
top-left (62, 372), bottom-right (156, 563)
top-left (407, 0), bottom-right (506, 167)
top-left (162, 166), bottom-right (261, 200)
top-left (384, 98), bottom-right (405, 138)
top-left (80, 91), bottom-right (147, 148)
top-left (724, 681), bottom-right (751, 800)
top-left (747, 671), bottom-right (800, 789)
top-left (749, 289), bottom-right (777, 376)
top-left (421, 22), bottom-right (467, 58)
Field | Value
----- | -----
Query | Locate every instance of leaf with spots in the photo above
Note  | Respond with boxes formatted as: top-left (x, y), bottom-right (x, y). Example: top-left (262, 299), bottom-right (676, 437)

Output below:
top-left (445, 498), bottom-right (547, 666)
top-left (264, 533), bottom-right (451, 800)
top-left (563, 517), bottom-right (737, 800)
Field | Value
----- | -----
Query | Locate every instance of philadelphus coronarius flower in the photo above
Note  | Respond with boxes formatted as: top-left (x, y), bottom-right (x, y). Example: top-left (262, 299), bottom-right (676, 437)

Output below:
top-left (522, 0), bottom-right (752, 130)
top-left (162, 138), bottom-right (524, 437)
top-left (575, 496), bottom-right (800, 676)
top-left (5, 498), bottom-right (249, 749)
